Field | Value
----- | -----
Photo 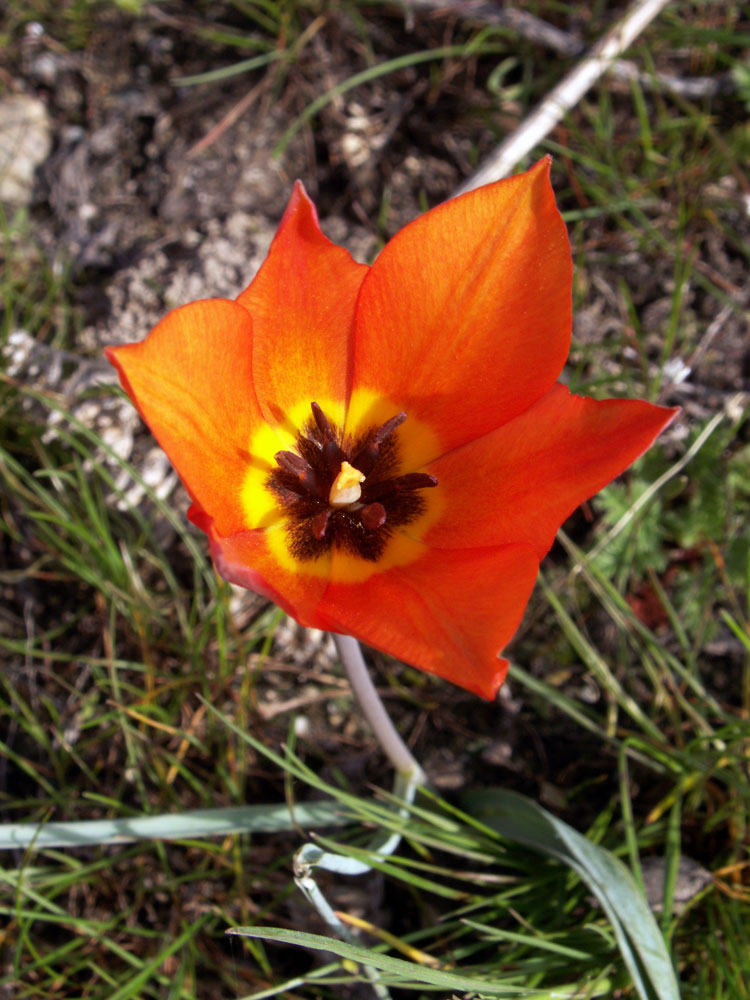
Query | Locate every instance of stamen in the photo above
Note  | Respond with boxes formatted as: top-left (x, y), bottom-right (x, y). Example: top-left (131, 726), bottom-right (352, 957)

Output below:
top-left (310, 509), bottom-right (331, 540)
top-left (274, 450), bottom-right (321, 494)
top-left (360, 502), bottom-right (386, 530)
top-left (352, 411), bottom-right (407, 475)
top-left (391, 472), bottom-right (438, 491)
top-left (275, 450), bottom-right (310, 477)
top-left (365, 472), bottom-right (438, 502)
top-left (329, 461), bottom-right (366, 508)
top-left (310, 403), bottom-right (347, 476)
top-left (372, 411), bottom-right (407, 444)
top-left (311, 401), bottom-right (336, 441)
top-left (322, 439), bottom-right (346, 479)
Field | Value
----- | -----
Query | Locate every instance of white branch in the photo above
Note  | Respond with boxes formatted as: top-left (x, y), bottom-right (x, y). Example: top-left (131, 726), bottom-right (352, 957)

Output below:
top-left (334, 633), bottom-right (425, 781)
top-left (456, 0), bottom-right (673, 194)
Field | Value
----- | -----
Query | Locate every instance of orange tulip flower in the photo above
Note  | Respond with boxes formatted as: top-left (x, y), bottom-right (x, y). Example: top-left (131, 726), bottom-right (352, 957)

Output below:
top-left (107, 159), bottom-right (676, 698)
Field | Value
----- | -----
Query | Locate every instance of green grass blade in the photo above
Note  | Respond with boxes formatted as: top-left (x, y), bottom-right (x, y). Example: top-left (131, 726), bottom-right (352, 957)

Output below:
top-left (274, 43), bottom-right (504, 156)
top-left (173, 50), bottom-right (280, 86)
top-left (229, 925), bottom-right (607, 997)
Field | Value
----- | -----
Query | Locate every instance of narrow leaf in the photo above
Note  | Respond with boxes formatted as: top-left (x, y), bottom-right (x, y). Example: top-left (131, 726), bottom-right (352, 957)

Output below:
top-left (229, 925), bottom-right (608, 997)
top-left (463, 788), bottom-right (680, 1000)
top-left (0, 802), bottom-right (346, 850)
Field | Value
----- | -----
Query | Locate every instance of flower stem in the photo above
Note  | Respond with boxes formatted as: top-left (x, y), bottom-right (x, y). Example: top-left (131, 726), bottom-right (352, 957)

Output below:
top-left (295, 634), bottom-right (425, 1000)
top-left (333, 633), bottom-right (426, 783)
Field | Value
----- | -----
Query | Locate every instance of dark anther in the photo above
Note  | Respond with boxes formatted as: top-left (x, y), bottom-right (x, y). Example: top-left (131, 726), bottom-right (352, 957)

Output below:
top-left (391, 472), bottom-right (438, 492)
top-left (310, 509), bottom-right (331, 540)
top-left (322, 439), bottom-right (346, 479)
top-left (275, 450), bottom-right (311, 478)
top-left (360, 503), bottom-right (386, 530)
top-left (310, 402), bottom-right (346, 474)
top-left (274, 450), bottom-right (321, 494)
top-left (351, 411), bottom-right (407, 475)
top-left (365, 472), bottom-right (438, 502)
top-left (311, 402), bottom-right (335, 442)
top-left (372, 411), bottom-right (407, 444)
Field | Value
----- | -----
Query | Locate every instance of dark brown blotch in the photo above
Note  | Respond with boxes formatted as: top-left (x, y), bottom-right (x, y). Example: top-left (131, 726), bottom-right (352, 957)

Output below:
top-left (266, 402), bottom-right (437, 563)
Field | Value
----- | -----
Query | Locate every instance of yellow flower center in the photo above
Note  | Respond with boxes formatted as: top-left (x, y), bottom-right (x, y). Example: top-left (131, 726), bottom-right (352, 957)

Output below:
top-left (240, 389), bottom-right (445, 583)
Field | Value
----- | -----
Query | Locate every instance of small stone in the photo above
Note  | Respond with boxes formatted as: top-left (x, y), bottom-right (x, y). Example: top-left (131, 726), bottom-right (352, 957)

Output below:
top-left (641, 855), bottom-right (712, 914)
top-left (29, 52), bottom-right (59, 86)
top-left (0, 95), bottom-right (52, 208)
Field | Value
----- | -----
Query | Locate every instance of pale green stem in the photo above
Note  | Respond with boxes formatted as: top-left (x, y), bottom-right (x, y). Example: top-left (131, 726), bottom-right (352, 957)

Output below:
top-left (293, 635), bottom-right (426, 999)
top-left (332, 633), bottom-right (425, 783)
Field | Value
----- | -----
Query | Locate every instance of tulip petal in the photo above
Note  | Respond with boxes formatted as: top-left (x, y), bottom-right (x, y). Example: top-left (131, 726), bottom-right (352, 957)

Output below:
top-left (194, 509), bottom-right (330, 625)
top-left (425, 384), bottom-right (678, 558)
top-left (315, 542), bottom-right (540, 699)
top-left (351, 158), bottom-right (572, 460)
top-left (237, 182), bottom-right (368, 429)
top-left (106, 299), bottom-right (263, 536)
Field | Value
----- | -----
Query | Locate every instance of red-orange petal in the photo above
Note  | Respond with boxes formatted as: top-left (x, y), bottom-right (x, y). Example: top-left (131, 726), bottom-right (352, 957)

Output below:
top-left (315, 543), bottom-right (540, 699)
top-left (425, 383), bottom-right (678, 558)
top-left (237, 182), bottom-right (368, 426)
top-left (107, 298), bottom-right (263, 537)
top-left (193, 508), bottom-right (330, 626)
top-left (349, 158), bottom-right (572, 458)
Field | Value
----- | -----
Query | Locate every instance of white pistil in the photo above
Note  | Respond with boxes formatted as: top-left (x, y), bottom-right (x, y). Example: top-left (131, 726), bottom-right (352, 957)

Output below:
top-left (329, 461), bottom-right (366, 508)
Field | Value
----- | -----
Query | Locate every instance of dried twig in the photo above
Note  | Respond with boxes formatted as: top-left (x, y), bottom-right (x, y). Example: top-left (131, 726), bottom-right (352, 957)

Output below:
top-left (407, 0), bottom-right (733, 103)
top-left (405, 0), bottom-right (582, 56)
top-left (186, 79), bottom-right (267, 158)
top-left (658, 285), bottom-right (750, 403)
top-left (607, 59), bottom-right (733, 99)
top-left (455, 0), bottom-right (673, 194)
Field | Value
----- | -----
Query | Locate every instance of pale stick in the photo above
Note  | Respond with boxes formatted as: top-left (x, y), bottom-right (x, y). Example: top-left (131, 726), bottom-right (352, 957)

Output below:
top-left (333, 632), bottom-right (426, 782)
top-left (455, 0), bottom-right (672, 194)
top-left (293, 635), bottom-right (426, 999)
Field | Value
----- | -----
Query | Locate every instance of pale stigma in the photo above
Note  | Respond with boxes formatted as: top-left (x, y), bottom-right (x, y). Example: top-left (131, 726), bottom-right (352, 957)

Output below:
top-left (329, 461), bottom-right (365, 508)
